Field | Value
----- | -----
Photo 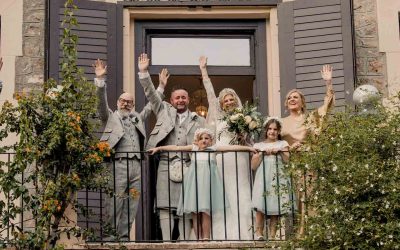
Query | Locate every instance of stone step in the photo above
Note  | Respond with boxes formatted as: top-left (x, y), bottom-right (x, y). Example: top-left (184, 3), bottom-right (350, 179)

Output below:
top-left (66, 241), bottom-right (285, 250)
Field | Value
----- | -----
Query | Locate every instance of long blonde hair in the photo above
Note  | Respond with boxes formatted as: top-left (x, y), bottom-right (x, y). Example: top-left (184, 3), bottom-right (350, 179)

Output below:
top-left (218, 88), bottom-right (242, 111)
top-left (285, 89), bottom-right (306, 113)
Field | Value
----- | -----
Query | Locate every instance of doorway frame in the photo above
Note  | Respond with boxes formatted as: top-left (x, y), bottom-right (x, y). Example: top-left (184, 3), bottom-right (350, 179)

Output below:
top-left (134, 20), bottom-right (267, 114)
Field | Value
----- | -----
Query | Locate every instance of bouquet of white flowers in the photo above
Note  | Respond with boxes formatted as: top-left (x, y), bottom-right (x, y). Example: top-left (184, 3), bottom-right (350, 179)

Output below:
top-left (220, 101), bottom-right (264, 145)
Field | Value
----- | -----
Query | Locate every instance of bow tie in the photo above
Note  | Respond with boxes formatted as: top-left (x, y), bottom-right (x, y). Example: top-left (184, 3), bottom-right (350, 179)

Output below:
top-left (121, 113), bottom-right (136, 120)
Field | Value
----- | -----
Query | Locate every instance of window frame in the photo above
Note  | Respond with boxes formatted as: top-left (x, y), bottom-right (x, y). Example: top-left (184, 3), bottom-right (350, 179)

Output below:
top-left (134, 20), bottom-right (268, 114)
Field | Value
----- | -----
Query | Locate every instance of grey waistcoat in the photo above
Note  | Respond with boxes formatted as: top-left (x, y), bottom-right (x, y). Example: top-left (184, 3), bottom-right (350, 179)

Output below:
top-left (115, 117), bottom-right (141, 159)
top-left (161, 115), bottom-right (191, 161)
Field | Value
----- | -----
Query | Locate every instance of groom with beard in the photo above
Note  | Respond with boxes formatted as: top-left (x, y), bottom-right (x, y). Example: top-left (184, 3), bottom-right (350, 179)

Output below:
top-left (93, 59), bottom-right (168, 240)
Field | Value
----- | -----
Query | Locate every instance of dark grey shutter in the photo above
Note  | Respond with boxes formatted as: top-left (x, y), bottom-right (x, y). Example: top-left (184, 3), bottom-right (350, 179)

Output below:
top-left (49, 0), bottom-right (121, 109)
top-left (278, 0), bottom-right (355, 112)
top-left (48, 0), bottom-right (122, 235)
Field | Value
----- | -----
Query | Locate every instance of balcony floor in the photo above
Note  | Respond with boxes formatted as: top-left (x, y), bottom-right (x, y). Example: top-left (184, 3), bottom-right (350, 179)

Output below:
top-left (67, 241), bottom-right (285, 249)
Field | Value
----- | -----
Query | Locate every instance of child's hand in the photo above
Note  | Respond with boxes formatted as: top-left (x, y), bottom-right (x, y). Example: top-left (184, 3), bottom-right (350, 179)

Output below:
top-left (271, 148), bottom-right (279, 154)
top-left (290, 141), bottom-right (302, 151)
top-left (264, 149), bottom-right (272, 155)
top-left (147, 148), bottom-right (160, 155)
top-left (248, 147), bottom-right (258, 154)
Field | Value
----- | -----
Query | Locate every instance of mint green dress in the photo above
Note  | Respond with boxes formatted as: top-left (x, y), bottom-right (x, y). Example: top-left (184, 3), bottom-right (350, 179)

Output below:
top-left (177, 145), bottom-right (226, 215)
top-left (252, 140), bottom-right (296, 215)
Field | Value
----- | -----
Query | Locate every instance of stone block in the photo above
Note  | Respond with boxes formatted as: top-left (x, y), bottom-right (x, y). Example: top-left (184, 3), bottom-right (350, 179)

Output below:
top-left (15, 58), bottom-right (33, 75)
top-left (357, 76), bottom-right (387, 94)
top-left (15, 73), bottom-right (44, 88)
top-left (355, 37), bottom-right (378, 48)
top-left (367, 56), bottom-right (385, 75)
top-left (355, 47), bottom-right (380, 57)
top-left (23, 37), bottom-right (44, 57)
top-left (24, 0), bottom-right (45, 11)
top-left (354, 23), bottom-right (377, 38)
top-left (354, 13), bottom-right (376, 29)
top-left (23, 23), bottom-right (44, 37)
top-left (353, 0), bottom-right (376, 13)
top-left (356, 57), bottom-right (367, 75)
top-left (24, 9), bottom-right (45, 23)
top-left (16, 57), bottom-right (44, 75)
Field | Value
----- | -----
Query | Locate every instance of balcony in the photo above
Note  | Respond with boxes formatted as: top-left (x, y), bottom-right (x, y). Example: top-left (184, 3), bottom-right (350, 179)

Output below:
top-left (2, 150), bottom-right (302, 249)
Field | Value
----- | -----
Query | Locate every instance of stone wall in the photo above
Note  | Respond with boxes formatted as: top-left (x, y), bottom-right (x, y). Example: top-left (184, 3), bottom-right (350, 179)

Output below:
top-left (15, 0), bottom-right (45, 92)
top-left (353, 0), bottom-right (387, 94)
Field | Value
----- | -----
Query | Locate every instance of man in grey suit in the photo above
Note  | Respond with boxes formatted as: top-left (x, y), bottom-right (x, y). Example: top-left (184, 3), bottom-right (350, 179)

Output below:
top-left (93, 59), bottom-right (168, 240)
top-left (137, 53), bottom-right (206, 240)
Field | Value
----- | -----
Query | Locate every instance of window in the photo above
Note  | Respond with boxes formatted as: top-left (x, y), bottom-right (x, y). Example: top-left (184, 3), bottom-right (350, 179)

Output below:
top-left (151, 38), bottom-right (251, 66)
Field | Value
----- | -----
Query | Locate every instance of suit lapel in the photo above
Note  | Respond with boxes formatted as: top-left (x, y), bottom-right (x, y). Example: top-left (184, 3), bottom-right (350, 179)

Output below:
top-left (186, 112), bottom-right (198, 134)
top-left (169, 105), bottom-right (177, 125)
top-left (131, 111), bottom-right (146, 137)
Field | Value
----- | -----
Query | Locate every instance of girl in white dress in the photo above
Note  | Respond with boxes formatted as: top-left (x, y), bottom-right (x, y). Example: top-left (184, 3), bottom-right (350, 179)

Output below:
top-left (148, 128), bottom-right (256, 240)
top-left (251, 117), bottom-right (294, 240)
top-left (199, 56), bottom-right (255, 240)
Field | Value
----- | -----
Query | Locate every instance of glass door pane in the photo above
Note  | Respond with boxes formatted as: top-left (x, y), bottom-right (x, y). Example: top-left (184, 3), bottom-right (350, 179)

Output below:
top-left (151, 38), bottom-right (251, 66)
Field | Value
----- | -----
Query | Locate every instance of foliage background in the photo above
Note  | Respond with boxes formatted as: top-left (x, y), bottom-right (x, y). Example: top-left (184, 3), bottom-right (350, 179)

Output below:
top-left (0, 1), bottom-right (110, 249)
top-left (286, 95), bottom-right (400, 249)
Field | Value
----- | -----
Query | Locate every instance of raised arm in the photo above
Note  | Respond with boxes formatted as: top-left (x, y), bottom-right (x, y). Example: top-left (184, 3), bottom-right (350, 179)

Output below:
top-left (215, 145), bottom-right (258, 154)
top-left (139, 68), bottom-right (169, 120)
top-left (148, 144), bottom-right (192, 155)
top-left (138, 53), bottom-right (164, 115)
top-left (93, 59), bottom-right (111, 123)
top-left (199, 56), bottom-right (218, 131)
top-left (318, 64), bottom-right (335, 117)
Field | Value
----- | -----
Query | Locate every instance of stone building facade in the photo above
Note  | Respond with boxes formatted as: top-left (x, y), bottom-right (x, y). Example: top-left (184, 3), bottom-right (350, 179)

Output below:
top-left (0, 0), bottom-right (399, 244)
top-left (1, 0), bottom-right (398, 105)
top-left (354, 0), bottom-right (387, 93)
top-left (0, 0), bottom-right (400, 103)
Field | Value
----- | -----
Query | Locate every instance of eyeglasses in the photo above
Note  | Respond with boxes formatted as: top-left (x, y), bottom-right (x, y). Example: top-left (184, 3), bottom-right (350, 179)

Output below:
top-left (118, 98), bottom-right (134, 105)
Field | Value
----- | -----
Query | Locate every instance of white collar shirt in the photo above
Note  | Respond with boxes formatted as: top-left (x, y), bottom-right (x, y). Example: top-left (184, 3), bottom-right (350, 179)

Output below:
top-left (177, 110), bottom-right (189, 125)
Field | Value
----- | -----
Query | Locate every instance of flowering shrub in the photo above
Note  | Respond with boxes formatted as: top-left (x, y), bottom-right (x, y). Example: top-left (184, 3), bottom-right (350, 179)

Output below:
top-left (286, 95), bottom-right (400, 249)
top-left (220, 101), bottom-right (263, 145)
top-left (0, 1), bottom-right (110, 249)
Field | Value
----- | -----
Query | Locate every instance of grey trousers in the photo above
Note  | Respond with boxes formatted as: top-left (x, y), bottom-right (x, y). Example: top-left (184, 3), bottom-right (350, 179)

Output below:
top-left (104, 158), bottom-right (141, 240)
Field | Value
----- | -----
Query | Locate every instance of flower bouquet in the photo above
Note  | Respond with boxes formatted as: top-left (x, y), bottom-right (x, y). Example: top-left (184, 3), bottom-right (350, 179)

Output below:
top-left (220, 101), bottom-right (264, 145)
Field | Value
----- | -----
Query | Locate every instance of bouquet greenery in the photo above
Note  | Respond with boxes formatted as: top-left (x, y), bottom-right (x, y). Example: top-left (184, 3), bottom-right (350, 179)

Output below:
top-left (220, 101), bottom-right (264, 145)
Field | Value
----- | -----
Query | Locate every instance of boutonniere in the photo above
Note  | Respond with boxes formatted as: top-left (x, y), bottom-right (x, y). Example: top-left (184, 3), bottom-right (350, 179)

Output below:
top-left (190, 112), bottom-right (198, 121)
top-left (127, 114), bottom-right (139, 125)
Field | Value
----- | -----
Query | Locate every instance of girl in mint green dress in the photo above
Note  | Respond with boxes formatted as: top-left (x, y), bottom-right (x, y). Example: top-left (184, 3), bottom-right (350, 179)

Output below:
top-left (148, 128), bottom-right (256, 240)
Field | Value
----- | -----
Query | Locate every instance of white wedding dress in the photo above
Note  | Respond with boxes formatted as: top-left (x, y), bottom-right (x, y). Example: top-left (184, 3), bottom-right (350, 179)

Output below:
top-left (202, 78), bottom-right (254, 240)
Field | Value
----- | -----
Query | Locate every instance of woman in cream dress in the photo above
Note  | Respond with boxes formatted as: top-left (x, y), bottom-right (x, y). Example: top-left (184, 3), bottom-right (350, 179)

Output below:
top-left (281, 65), bottom-right (335, 236)
top-left (199, 56), bottom-right (254, 240)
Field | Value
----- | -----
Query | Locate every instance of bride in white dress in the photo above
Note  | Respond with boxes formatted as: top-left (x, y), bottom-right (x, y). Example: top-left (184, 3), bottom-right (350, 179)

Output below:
top-left (199, 56), bottom-right (254, 240)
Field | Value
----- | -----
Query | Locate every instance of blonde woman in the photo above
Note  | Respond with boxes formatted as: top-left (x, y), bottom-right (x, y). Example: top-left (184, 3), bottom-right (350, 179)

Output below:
top-left (199, 56), bottom-right (254, 240)
top-left (281, 65), bottom-right (335, 236)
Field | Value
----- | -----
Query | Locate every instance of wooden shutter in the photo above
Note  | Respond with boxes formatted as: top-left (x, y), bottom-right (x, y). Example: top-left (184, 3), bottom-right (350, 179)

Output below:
top-left (49, 0), bottom-right (121, 109)
top-left (48, 0), bottom-right (122, 235)
top-left (278, 0), bottom-right (355, 112)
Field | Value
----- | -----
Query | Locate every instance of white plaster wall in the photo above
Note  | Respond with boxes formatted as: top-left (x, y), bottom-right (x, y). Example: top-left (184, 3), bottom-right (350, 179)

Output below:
top-left (377, 0), bottom-right (400, 96)
top-left (0, 0), bottom-right (23, 102)
top-left (0, 0), bottom-right (22, 239)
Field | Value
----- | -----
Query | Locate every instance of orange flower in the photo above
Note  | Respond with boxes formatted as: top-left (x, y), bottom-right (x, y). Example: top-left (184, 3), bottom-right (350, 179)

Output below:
top-left (97, 141), bottom-right (110, 152)
top-left (67, 111), bottom-right (81, 123)
top-left (129, 188), bottom-right (141, 200)
top-left (87, 153), bottom-right (102, 163)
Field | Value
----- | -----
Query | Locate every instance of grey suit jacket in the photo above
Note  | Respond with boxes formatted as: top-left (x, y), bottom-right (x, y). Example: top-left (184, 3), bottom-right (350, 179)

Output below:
top-left (139, 74), bottom-right (205, 150)
top-left (96, 80), bottom-right (148, 151)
